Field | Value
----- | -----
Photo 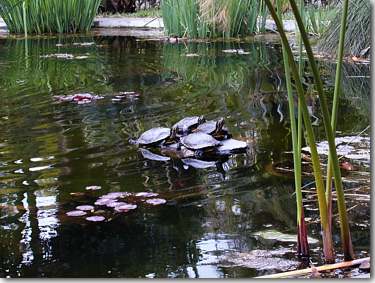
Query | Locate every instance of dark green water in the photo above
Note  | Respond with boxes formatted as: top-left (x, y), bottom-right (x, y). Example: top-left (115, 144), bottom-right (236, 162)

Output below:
top-left (0, 35), bottom-right (370, 278)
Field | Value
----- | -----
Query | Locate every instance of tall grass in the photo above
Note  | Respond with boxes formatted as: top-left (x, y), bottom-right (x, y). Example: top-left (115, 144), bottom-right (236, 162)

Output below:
top-left (0, 0), bottom-right (101, 34)
top-left (161, 0), bottom-right (262, 38)
top-left (319, 0), bottom-right (370, 58)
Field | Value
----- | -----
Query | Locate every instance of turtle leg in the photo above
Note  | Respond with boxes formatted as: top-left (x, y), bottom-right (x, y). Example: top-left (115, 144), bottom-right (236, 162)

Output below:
top-left (194, 150), bottom-right (205, 159)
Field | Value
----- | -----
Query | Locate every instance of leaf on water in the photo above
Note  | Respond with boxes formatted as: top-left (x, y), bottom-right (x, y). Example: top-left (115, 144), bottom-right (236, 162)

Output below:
top-left (145, 198), bottom-right (167, 206)
top-left (86, 216), bottom-right (105, 222)
top-left (252, 229), bottom-right (319, 244)
top-left (135, 192), bottom-right (159, 198)
top-left (106, 201), bottom-right (127, 208)
top-left (66, 210), bottom-right (87, 217)
top-left (85, 185), bottom-right (102, 191)
top-left (115, 204), bottom-right (137, 212)
top-left (76, 205), bottom-right (94, 211)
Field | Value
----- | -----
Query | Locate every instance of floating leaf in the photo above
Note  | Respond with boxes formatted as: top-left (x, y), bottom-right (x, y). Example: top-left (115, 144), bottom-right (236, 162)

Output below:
top-left (66, 210), bottom-right (87, 217)
top-left (106, 201), bottom-right (127, 208)
top-left (115, 204), bottom-right (137, 212)
top-left (76, 205), bottom-right (94, 211)
top-left (135, 192), bottom-right (159, 198)
top-left (86, 216), bottom-right (105, 222)
top-left (85, 185), bottom-right (102, 191)
top-left (145, 198), bottom-right (167, 206)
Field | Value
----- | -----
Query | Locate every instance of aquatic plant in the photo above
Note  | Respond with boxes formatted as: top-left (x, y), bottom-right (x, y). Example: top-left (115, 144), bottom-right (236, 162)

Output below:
top-left (0, 0), bottom-right (101, 34)
top-left (276, 0), bottom-right (309, 257)
top-left (160, 0), bottom-right (262, 38)
top-left (265, 0), bottom-right (354, 262)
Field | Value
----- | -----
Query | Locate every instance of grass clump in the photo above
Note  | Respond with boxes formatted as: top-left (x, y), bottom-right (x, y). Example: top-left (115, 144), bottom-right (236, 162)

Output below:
top-left (161, 0), bottom-right (263, 38)
top-left (318, 0), bottom-right (370, 57)
top-left (0, 0), bottom-right (101, 34)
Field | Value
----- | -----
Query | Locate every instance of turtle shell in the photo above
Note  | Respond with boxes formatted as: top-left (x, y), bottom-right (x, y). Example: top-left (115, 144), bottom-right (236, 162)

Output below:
top-left (173, 116), bottom-right (203, 134)
top-left (196, 120), bottom-right (217, 134)
top-left (181, 132), bottom-right (221, 150)
top-left (137, 127), bottom-right (171, 145)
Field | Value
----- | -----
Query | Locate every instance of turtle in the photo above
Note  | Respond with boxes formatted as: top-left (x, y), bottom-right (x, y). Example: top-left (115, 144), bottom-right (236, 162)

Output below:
top-left (180, 132), bottom-right (221, 153)
top-left (160, 144), bottom-right (195, 159)
top-left (172, 115), bottom-right (206, 135)
top-left (195, 117), bottom-right (230, 139)
top-left (135, 127), bottom-right (177, 146)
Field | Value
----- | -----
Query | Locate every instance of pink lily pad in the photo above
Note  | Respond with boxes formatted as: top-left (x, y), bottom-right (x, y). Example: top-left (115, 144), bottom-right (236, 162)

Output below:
top-left (135, 192), bottom-right (159, 198)
top-left (115, 204), bottom-right (137, 212)
top-left (86, 216), bottom-right (105, 222)
top-left (106, 201), bottom-right (127, 208)
top-left (54, 93), bottom-right (104, 104)
top-left (95, 198), bottom-right (112, 206)
top-left (101, 192), bottom-right (130, 199)
top-left (66, 210), bottom-right (87, 217)
top-left (145, 198), bottom-right (167, 206)
top-left (76, 205), bottom-right (94, 211)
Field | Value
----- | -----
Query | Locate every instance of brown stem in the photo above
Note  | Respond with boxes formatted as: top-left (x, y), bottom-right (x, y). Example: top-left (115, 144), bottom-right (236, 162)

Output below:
top-left (297, 210), bottom-right (309, 257)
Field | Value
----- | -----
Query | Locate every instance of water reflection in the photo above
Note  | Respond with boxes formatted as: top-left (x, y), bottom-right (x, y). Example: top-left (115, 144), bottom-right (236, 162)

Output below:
top-left (0, 35), bottom-right (370, 278)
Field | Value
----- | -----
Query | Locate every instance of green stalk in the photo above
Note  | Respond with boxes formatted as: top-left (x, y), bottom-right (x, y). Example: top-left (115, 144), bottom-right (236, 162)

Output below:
top-left (276, 0), bottom-right (308, 257)
top-left (325, 0), bottom-right (351, 257)
top-left (264, 0), bottom-right (334, 263)
top-left (288, 0), bottom-right (354, 260)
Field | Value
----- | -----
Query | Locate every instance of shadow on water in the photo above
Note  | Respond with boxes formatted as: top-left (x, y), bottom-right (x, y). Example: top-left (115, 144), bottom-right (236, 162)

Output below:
top-left (0, 35), bottom-right (370, 278)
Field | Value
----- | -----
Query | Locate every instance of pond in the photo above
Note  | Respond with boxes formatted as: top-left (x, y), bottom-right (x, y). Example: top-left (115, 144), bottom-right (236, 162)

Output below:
top-left (0, 35), bottom-right (370, 278)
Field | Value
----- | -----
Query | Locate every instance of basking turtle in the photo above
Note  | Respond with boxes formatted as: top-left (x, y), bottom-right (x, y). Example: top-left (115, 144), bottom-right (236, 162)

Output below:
top-left (160, 144), bottom-right (195, 159)
top-left (172, 115), bottom-right (206, 135)
top-left (180, 132), bottom-right (221, 152)
top-left (136, 127), bottom-right (177, 146)
top-left (195, 117), bottom-right (230, 139)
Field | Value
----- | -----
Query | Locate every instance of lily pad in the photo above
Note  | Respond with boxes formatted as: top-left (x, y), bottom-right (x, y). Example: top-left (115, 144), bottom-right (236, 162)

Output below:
top-left (86, 216), bottom-right (105, 222)
top-left (135, 192), bottom-right (159, 198)
top-left (85, 185), bottom-right (102, 191)
top-left (252, 229), bottom-right (319, 244)
top-left (76, 205), bottom-right (94, 211)
top-left (115, 204), bottom-right (137, 212)
top-left (66, 210), bottom-right (87, 217)
top-left (94, 198), bottom-right (112, 206)
top-left (145, 198), bottom-right (167, 206)
top-left (106, 201), bottom-right (127, 208)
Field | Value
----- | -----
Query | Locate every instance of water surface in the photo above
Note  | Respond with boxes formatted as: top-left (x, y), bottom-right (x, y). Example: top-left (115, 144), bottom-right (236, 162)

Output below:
top-left (0, 35), bottom-right (370, 278)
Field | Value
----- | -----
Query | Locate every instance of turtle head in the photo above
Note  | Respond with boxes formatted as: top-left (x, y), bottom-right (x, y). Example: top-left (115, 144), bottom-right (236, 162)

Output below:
top-left (170, 126), bottom-right (178, 139)
top-left (198, 115), bottom-right (206, 125)
top-left (215, 118), bottom-right (225, 132)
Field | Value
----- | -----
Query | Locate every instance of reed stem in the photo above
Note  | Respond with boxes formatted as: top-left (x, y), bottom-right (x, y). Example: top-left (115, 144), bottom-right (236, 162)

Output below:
top-left (324, 0), bottom-right (354, 260)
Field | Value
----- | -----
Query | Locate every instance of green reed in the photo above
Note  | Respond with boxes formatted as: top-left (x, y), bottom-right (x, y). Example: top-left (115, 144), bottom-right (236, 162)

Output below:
top-left (0, 0), bottom-right (101, 34)
top-left (275, 0), bottom-right (309, 257)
